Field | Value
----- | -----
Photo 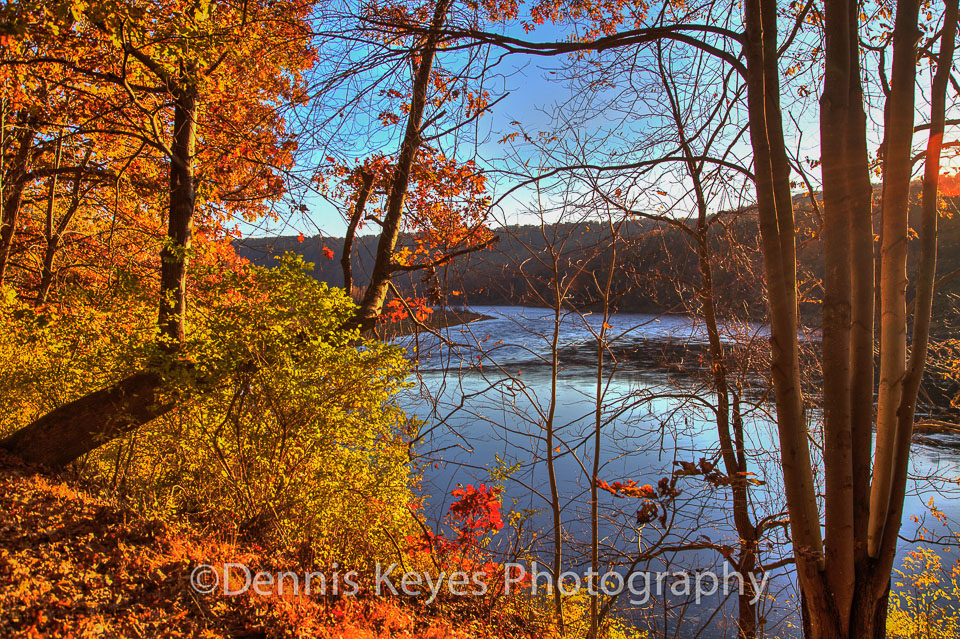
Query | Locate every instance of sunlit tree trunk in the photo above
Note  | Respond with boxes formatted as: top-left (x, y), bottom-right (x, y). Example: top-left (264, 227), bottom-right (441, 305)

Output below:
top-left (742, 0), bottom-right (955, 633)
top-left (867, 0), bottom-right (920, 561)
top-left (341, 169), bottom-right (374, 296)
top-left (355, 0), bottom-right (453, 331)
top-left (870, 0), bottom-right (957, 633)
top-left (158, 81), bottom-right (198, 349)
top-left (742, 1), bottom-right (833, 635)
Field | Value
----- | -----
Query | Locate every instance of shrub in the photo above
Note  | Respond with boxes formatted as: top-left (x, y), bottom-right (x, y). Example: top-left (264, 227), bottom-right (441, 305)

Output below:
top-left (0, 254), bottom-right (419, 568)
top-left (888, 545), bottom-right (960, 639)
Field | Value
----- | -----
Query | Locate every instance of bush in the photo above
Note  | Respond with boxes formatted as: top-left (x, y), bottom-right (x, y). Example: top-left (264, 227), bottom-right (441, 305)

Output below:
top-left (0, 254), bottom-right (419, 568)
top-left (888, 545), bottom-right (960, 639)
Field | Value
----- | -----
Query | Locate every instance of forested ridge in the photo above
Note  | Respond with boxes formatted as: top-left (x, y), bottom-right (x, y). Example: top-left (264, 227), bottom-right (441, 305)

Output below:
top-left (239, 188), bottom-right (960, 324)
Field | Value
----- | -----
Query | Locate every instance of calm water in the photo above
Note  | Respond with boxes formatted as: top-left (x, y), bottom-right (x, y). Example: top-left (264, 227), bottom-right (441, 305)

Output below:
top-left (395, 305), bottom-right (960, 638)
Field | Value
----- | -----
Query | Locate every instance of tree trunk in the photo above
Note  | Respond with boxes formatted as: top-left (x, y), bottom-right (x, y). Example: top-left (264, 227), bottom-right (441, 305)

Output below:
top-left (867, 0), bottom-right (920, 560)
top-left (37, 134), bottom-right (64, 302)
top-left (354, 0), bottom-right (452, 331)
top-left (742, 1), bottom-right (833, 634)
top-left (872, 0), bottom-right (957, 608)
top-left (0, 371), bottom-right (173, 468)
top-left (846, 0), bottom-right (875, 579)
top-left (2, 82), bottom-right (200, 468)
top-left (0, 117), bottom-right (36, 286)
top-left (819, 0), bottom-right (855, 600)
top-left (38, 146), bottom-right (89, 303)
top-left (341, 169), bottom-right (374, 296)
top-left (158, 83), bottom-right (198, 348)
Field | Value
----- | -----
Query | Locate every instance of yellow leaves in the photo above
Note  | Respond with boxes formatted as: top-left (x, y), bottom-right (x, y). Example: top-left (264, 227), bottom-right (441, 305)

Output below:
top-left (394, 246), bottom-right (413, 267)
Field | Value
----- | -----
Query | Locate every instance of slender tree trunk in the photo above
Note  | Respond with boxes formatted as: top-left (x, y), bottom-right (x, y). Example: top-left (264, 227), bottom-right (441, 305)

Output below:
top-left (818, 0), bottom-right (865, 627)
top-left (881, 0), bottom-right (959, 551)
top-left (38, 134), bottom-right (64, 301)
top-left (587, 221), bottom-right (617, 639)
top-left (354, 0), bottom-right (452, 331)
top-left (742, 2), bottom-right (834, 635)
top-left (847, 0), bottom-right (876, 580)
top-left (657, 36), bottom-right (761, 635)
top-left (341, 169), bottom-right (374, 296)
top-left (867, 0), bottom-right (920, 559)
top-left (870, 0), bottom-right (958, 618)
top-left (158, 82), bottom-right (198, 348)
top-left (0, 116), bottom-right (36, 286)
top-left (38, 144), bottom-right (90, 303)
top-left (546, 277), bottom-right (564, 631)
top-left (845, 0), bottom-right (878, 628)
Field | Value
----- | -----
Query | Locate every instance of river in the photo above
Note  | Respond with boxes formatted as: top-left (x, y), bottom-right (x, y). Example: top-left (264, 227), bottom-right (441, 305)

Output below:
top-left (394, 305), bottom-right (960, 638)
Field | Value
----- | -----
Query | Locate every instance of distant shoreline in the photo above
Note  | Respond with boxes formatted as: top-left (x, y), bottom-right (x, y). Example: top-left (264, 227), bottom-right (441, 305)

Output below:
top-left (377, 307), bottom-right (495, 339)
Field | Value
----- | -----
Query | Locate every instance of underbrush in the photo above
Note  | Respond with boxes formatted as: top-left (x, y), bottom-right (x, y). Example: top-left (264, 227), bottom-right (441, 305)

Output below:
top-left (887, 544), bottom-right (960, 639)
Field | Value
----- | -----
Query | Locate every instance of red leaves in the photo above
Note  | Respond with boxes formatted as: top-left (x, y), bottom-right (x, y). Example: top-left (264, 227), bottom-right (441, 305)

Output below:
top-left (406, 483), bottom-right (504, 569)
top-left (321, 247), bottom-right (335, 260)
top-left (448, 483), bottom-right (504, 534)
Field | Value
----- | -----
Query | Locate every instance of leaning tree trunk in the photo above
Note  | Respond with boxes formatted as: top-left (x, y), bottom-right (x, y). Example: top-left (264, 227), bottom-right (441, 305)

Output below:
top-left (0, 371), bottom-right (173, 468)
top-left (353, 0), bottom-right (453, 331)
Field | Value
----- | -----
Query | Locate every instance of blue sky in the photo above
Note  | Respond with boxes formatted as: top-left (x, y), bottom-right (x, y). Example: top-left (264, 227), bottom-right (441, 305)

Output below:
top-left (234, 4), bottom-right (958, 241)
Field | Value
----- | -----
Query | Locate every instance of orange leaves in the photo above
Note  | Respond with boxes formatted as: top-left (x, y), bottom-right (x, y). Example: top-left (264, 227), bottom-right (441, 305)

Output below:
top-left (321, 247), bottom-right (335, 260)
top-left (378, 111), bottom-right (401, 126)
top-left (596, 478), bottom-right (656, 499)
top-left (940, 172), bottom-right (960, 197)
top-left (329, 149), bottom-right (493, 276)
top-left (384, 296), bottom-right (433, 323)
top-left (525, 0), bottom-right (646, 38)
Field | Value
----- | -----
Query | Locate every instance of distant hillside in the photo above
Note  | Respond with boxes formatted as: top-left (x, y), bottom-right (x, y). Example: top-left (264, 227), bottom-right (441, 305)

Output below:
top-left (235, 187), bottom-right (960, 326)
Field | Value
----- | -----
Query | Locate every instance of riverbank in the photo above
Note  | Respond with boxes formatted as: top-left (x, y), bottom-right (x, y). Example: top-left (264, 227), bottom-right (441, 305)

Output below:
top-left (377, 307), bottom-right (495, 339)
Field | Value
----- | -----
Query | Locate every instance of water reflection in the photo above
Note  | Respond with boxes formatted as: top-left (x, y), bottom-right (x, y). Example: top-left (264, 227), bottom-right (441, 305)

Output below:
top-left (395, 305), bottom-right (960, 638)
